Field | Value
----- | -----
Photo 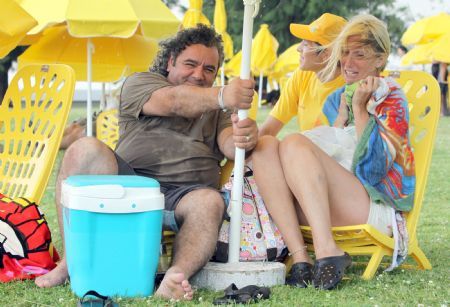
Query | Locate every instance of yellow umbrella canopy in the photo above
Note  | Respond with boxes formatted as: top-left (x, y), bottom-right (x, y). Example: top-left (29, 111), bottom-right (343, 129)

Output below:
top-left (0, 0), bottom-right (37, 58)
top-left (16, 0), bottom-right (179, 136)
top-left (429, 32), bottom-right (450, 63)
top-left (401, 12), bottom-right (450, 45)
top-left (400, 42), bottom-right (434, 65)
top-left (251, 24), bottom-right (279, 76)
top-left (182, 0), bottom-right (210, 29)
top-left (16, 0), bottom-right (180, 40)
top-left (16, 0), bottom-right (67, 34)
top-left (18, 26), bottom-right (158, 82)
top-left (225, 50), bottom-right (242, 78)
top-left (272, 43), bottom-right (299, 80)
top-left (214, 0), bottom-right (233, 60)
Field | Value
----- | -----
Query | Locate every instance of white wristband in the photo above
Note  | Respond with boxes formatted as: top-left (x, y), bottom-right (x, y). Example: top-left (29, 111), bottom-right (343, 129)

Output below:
top-left (218, 86), bottom-right (226, 110)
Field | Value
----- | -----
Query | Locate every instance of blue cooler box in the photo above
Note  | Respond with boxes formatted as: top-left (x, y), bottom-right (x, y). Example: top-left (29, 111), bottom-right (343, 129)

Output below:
top-left (62, 175), bottom-right (164, 298)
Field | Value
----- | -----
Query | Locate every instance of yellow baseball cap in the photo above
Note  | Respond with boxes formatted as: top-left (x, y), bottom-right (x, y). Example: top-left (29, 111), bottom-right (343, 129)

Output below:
top-left (290, 13), bottom-right (347, 46)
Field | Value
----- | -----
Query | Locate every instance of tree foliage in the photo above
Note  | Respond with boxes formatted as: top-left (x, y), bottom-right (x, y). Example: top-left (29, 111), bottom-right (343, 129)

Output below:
top-left (197, 0), bottom-right (409, 55)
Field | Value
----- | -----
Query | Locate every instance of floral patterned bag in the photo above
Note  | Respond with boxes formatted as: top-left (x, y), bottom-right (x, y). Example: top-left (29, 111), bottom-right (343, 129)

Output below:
top-left (212, 164), bottom-right (287, 262)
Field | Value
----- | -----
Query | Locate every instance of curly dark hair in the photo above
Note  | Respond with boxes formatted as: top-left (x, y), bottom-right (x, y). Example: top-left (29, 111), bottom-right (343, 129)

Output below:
top-left (150, 24), bottom-right (224, 77)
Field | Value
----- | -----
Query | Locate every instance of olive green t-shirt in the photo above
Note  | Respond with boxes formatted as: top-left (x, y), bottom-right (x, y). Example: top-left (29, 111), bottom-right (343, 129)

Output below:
top-left (116, 72), bottom-right (232, 188)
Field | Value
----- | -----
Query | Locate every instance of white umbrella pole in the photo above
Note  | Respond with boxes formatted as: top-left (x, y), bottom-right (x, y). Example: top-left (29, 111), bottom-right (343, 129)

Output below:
top-left (86, 38), bottom-right (93, 137)
top-left (258, 71), bottom-right (263, 107)
top-left (228, 0), bottom-right (260, 264)
top-left (100, 82), bottom-right (106, 110)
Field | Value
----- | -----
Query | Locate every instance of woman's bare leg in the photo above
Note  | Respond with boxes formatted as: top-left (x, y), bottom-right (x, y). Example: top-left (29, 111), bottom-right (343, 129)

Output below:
top-left (252, 135), bottom-right (312, 264)
top-left (279, 134), bottom-right (370, 259)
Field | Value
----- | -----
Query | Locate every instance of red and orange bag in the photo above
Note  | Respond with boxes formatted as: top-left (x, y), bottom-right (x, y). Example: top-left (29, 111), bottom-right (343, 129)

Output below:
top-left (0, 193), bottom-right (59, 282)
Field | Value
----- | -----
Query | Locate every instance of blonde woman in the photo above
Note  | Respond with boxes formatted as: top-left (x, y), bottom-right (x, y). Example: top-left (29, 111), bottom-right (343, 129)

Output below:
top-left (252, 14), bottom-right (415, 290)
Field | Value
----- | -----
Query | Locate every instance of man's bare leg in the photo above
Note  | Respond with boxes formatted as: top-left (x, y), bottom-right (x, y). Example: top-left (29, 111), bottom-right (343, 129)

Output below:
top-left (35, 137), bottom-right (118, 287)
top-left (155, 189), bottom-right (224, 300)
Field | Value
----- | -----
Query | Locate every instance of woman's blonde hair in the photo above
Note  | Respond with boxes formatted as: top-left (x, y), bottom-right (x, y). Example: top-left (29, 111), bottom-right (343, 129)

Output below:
top-left (320, 14), bottom-right (391, 82)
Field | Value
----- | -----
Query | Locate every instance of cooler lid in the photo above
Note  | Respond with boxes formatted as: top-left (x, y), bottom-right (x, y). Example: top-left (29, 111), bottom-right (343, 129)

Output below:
top-left (65, 175), bottom-right (160, 188)
top-left (62, 175), bottom-right (164, 212)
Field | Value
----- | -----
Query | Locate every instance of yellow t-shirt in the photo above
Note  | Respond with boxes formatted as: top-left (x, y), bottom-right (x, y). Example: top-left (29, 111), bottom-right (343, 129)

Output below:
top-left (270, 69), bottom-right (345, 132)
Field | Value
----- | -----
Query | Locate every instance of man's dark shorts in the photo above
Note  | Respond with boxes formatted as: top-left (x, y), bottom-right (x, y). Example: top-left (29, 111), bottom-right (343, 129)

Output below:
top-left (115, 153), bottom-right (227, 232)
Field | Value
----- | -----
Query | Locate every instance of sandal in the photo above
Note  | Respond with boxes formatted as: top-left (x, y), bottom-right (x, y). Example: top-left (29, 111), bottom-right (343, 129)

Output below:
top-left (213, 283), bottom-right (270, 305)
top-left (313, 252), bottom-right (352, 290)
top-left (77, 290), bottom-right (118, 307)
top-left (286, 262), bottom-right (313, 288)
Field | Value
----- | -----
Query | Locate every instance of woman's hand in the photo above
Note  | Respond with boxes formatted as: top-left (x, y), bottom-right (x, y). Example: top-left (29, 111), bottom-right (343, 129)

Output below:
top-left (352, 76), bottom-right (378, 138)
top-left (352, 76), bottom-right (380, 114)
top-left (334, 93), bottom-right (349, 128)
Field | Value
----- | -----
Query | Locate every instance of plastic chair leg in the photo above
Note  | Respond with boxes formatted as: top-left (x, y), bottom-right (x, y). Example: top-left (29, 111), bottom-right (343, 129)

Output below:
top-left (361, 247), bottom-right (386, 280)
top-left (409, 243), bottom-right (432, 270)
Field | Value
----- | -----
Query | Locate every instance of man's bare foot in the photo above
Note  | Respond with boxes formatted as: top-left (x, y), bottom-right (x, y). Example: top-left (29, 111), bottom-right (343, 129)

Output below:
top-left (155, 268), bottom-right (194, 301)
top-left (35, 259), bottom-right (68, 288)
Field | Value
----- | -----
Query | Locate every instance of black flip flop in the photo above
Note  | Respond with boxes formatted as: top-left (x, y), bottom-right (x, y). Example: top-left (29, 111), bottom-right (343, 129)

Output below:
top-left (313, 252), bottom-right (352, 290)
top-left (77, 290), bottom-right (118, 307)
top-left (213, 283), bottom-right (270, 305)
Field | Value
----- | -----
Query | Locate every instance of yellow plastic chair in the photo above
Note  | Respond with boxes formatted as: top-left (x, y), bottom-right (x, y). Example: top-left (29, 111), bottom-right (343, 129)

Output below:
top-left (288, 70), bottom-right (439, 280)
top-left (0, 64), bottom-right (75, 203)
top-left (96, 108), bottom-right (119, 150)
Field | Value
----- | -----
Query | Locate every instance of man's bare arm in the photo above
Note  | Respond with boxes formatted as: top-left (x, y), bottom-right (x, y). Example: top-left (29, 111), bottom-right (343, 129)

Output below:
top-left (142, 79), bottom-right (255, 118)
top-left (218, 115), bottom-right (258, 160)
top-left (217, 127), bottom-right (235, 160)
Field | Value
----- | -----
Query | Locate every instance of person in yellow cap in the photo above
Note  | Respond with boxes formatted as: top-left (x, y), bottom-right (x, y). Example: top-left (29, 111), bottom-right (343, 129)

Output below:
top-left (251, 13), bottom-right (346, 288)
top-left (258, 13), bottom-right (347, 136)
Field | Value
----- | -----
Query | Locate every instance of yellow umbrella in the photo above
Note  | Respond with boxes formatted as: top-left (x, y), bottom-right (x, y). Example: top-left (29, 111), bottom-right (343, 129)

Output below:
top-left (251, 24), bottom-right (278, 106)
top-left (214, 0), bottom-right (233, 60)
top-left (17, 0), bottom-right (179, 39)
top-left (19, 26), bottom-right (158, 82)
top-left (271, 43), bottom-right (299, 80)
top-left (429, 32), bottom-right (450, 63)
top-left (400, 42), bottom-right (435, 65)
top-left (401, 12), bottom-right (450, 45)
top-left (182, 0), bottom-right (210, 29)
top-left (251, 24), bottom-right (278, 76)
top-left (0, 0), bottom-right (37, 58)
top-left (225, 50), bottom-right (242, 78)
top-left (17, 0), bottom-right (180, 136)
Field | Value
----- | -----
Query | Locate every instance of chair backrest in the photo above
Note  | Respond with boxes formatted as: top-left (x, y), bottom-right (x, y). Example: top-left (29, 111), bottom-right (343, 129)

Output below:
top-left (0, 64), bottom-right (75, 202)
top-left (383, 70), bottom-right (440, 238)
top-left (96, 108), bottom-right (119, 150)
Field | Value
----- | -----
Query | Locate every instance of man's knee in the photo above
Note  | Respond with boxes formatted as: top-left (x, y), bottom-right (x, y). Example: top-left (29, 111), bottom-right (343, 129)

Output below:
top-left (176, 189), bottom-right (224, 226)
top-left (62, 137), bottom-right (117, 174)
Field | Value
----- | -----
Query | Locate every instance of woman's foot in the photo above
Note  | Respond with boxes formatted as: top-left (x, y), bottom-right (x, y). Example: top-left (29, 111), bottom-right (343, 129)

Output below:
top-left (286, 262), bottom-right (313, 288)
top-left (313, 252), bottom-right (352, 290)
top-left (155, 268), bottom-right (194, 301)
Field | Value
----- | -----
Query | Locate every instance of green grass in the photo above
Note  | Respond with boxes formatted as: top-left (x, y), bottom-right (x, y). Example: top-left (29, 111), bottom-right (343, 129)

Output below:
top-left (0, 104), bottom-right (449, 306)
